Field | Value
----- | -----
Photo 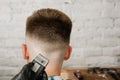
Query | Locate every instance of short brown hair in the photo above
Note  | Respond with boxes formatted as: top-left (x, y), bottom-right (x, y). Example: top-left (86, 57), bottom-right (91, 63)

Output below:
top-left (26, 8), bottom-right (72, 44)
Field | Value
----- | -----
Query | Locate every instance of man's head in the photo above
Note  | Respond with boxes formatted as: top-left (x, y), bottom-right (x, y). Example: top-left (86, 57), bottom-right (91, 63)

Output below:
top-left (22, 8), bottom-right (72, 76)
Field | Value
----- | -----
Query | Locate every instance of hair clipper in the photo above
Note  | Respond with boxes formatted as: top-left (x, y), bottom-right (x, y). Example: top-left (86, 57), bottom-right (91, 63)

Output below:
top-left (31, 54), bottom-right (49, 79)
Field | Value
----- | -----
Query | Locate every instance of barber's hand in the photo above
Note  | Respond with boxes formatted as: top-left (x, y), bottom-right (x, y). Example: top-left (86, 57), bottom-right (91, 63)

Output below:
top-left (11, 62), bottom-right (48, 80)
top-left (11, 63), bottom-right (36, 80)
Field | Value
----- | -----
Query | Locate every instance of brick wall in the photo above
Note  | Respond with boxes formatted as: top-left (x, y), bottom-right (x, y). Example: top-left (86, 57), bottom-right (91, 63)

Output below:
top-left (0, 0), bottom-right (120, 79)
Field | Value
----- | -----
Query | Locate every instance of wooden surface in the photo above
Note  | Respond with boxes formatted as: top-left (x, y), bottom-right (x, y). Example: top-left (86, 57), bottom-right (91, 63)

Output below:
top-left (61, 68), bottom-right (114, 80)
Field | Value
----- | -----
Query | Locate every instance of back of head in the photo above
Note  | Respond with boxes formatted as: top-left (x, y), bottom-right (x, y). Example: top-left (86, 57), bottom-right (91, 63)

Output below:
top-left (26, 8), bottom-right (72, 44)
top-left (25, 8), bottom-right (72, 62)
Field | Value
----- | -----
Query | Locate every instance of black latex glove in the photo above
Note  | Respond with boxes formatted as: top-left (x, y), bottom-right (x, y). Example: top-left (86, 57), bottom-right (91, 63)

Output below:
top-left (11, 63), bottom-right (48, 80)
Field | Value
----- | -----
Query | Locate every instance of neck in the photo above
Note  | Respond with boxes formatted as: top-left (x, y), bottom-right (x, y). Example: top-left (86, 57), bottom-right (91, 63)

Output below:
top-left (45, 64), bottom-right (62, 77)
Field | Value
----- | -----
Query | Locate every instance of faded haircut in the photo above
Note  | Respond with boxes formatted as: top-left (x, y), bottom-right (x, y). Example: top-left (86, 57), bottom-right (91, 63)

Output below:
top-left (26, 8), bottom-right (72, 44)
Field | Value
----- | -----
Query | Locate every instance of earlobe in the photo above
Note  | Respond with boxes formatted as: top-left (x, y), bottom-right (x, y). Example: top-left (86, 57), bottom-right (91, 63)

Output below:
top-left (22, 44), bottom-right (29, 60)
top-left (64, 45), bottom-right (72, 60)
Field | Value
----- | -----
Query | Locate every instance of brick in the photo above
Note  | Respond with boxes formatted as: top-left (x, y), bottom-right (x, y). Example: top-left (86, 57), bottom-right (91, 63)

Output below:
top-left (0, 14), bottom-right (11, 23)
top-left (0, 5), bottom-right (11, 23)
top-left (0, 67), bottom-right (20, 76)
top-left (0, 48), bottom-right (7, 57)
top-left (85, 56), bottom-right (118, 67)
top-left (0, 38), bottom-right (6, 47)
top-left (101, 1), bottom-right (120, 18)
top-left (102, 46), bottom-right (120, 56)
top-left (0, 77), bottom-right (13, 80)
top-left (115, 18), bottom-right (120, 27)
top-left (72, 6), bottom-right (102, 20)
top-left (71, 36), bottom-right (87, 48)
top-left (0, 57), bottom-right (25, 67)
top-left (103, 0), bottom-right (120, 3)
top-left (77, 0), bottom-right (102, 4)
top-left (0, 32), bottom-right (8, 38)
top-left (6, 48), bottom-right (23, 57)
top-left (71, 48), bottom-right (84, 58)
top-left (71, 27), bottom-right (103, 43)
top-left (84, 18), bottom-right (113, 28)
top-left (103, 27), bottom-right (120, 38)
top-left (72, 0), bottom-right (103, 20)
top-left (0, 5), bottom-right (11, 13)
top-left (5, 38), bottom-right (24, 48)
top-left (86, 37), bottom-right (120, 47)
top-left (86, 37), bottom-right (102, 47)
top-left (101, 37), bottom-right (120, 47)
top-left (83, 48), bottom-right (102, 57)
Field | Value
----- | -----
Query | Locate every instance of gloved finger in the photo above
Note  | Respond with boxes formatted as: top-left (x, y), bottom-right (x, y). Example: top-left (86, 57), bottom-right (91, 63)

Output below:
top-left (35, 71), bottom-right (48, 80)
top-left (11, 63), bottom-right (35, 80)
top-left (22, 62), bottom-right (34, 70)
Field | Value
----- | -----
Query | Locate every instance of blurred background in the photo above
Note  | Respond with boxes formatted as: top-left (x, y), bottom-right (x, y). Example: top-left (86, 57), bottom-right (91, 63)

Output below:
top-left (0, 0), bottom-right (120, 79)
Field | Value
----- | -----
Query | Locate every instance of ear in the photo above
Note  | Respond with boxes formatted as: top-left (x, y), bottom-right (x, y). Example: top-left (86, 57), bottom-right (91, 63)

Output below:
top-left (64, 45), bottom-right (72, 60)
top-left (22, 44), bottom-right (29, 60)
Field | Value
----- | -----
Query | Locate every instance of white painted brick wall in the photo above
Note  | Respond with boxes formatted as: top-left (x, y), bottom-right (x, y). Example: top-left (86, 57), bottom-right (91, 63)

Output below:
top-left (0, 0), bottom-right (120, 79)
